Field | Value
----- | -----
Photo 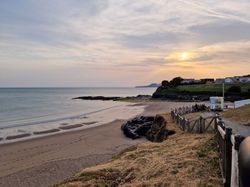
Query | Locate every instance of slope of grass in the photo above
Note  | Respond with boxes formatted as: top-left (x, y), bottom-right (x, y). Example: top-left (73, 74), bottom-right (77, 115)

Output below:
top-left (56, 114), bottom-right (222, 187)
top-left (153, 83), bottom-right (250, 99)
top-left (222, 105), bottom-right (250, 124)
top-left (177, 83), bottom-right (250, 93)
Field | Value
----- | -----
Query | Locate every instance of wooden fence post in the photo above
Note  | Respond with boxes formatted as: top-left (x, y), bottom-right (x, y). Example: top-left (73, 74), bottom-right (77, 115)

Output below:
top-left (202, 118), bottom-right (206, 133)
top-left (215, 114), bottom-right (219, 130)
top-left (199, 116), bottom-right (203, 133)
top-left (225, 127), bottom-right (232, 187)
top-left (187, 120), bottom-right (190, 132)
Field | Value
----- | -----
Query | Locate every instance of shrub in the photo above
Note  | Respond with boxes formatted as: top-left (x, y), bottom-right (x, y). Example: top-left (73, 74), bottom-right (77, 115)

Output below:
top-left (169, 77), bottom-right (183, 87)
top-left (227, 85), bottom-right (242, 93)
top-left (161, 80), bottom-right (170, 87)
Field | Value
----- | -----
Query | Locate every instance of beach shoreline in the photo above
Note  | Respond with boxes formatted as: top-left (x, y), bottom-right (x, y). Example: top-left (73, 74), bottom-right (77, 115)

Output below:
top-left (0, 102), bottom-right (146, 145)
top-left (0, 101), bottom-right (199, 187)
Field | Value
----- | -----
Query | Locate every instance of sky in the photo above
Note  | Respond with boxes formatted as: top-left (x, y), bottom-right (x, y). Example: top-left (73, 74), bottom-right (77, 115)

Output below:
top-left (0, 0), bottom-right (250, 87)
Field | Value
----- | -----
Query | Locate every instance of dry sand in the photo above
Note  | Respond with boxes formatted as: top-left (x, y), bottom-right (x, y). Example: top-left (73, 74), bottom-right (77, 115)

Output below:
top-left (0, 101), bottom-right (197, 187)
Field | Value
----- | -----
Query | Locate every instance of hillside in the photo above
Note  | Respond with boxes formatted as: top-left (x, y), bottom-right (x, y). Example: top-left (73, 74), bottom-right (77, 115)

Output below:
top-left (56, 114), bottom-right (222, 187)
top-left (153, 83), bottom-right (250, 101)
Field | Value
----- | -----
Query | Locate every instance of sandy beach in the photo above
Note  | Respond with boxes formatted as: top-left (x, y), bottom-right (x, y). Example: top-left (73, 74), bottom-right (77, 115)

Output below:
top-left (0, 101), bottom-right (198, 187)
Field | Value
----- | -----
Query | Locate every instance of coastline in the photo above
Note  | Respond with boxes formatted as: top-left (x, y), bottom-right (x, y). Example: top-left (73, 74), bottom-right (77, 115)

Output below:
top-left (0, 102), bottom-right (145, 145)
top-left (0, 101), bottom-right (199, 187)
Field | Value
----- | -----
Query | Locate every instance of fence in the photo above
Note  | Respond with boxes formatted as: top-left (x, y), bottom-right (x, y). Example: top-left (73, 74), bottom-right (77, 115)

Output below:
top-left (171, 105), bottom-right (247, 187)
top-left (171, 104), bottom-right (215, 133)
top-left (215, 117), bottom-right (246, 187)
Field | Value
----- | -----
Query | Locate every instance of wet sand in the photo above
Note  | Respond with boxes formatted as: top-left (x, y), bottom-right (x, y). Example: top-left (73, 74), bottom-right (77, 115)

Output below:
top-left (0, 101), bottom-right (197, 187)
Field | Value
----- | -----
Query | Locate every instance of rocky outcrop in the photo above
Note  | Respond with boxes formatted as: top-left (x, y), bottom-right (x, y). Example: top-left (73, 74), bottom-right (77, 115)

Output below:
top-left (73, 96), bottom-right (121, 101)
top-left (146, 115), bottom-right (175, 142)
top-left (73, 95), bottom-right (152, 101)
top-left (121, 115), bottom-right (175, 142)
top-left (121, 116), bottom-right (154, 139)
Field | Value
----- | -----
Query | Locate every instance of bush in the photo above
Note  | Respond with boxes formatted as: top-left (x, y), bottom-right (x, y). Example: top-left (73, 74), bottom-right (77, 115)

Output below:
top-left (161, 80), bottom-right (170, 87)
top-left (169, 77), bottom-right (183, 87)
top-left (227, 85), bottom-right (242, 93)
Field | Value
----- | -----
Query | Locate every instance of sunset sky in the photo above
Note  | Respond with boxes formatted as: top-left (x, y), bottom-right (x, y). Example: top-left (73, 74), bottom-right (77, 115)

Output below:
top-left (0, 0), bottom-right (250, 87)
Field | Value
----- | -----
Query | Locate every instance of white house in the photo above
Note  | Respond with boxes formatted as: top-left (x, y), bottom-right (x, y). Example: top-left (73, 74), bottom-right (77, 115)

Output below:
top-left (193, 80), bottom-right (202, 84)
top-left (181, 79), bottom-right (195, 84)
top-left (239, 76), bottom-right (250, 83)
top-left (225, 77), bottom-right (235, 83)
top-left (215, 78), bottom-right (225, 84)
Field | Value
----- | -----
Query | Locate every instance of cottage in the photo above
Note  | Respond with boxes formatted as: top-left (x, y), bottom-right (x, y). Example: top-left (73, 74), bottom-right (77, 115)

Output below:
top-left (201, 78), bottom-right (215, 84)
top-left (215, 78), bottom-right (225, 84)
top-left (239, 76), bottom-right (250, 83)
top-left (181, 79), bottom-right (195, 84)
top-left (225, 77), bottom-right (235, 83)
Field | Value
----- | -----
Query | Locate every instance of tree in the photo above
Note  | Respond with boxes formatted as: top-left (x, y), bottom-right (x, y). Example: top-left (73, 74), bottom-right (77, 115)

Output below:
top-left (161, 80), bottom-right (170, 87)
top-left (170, 77), bottom-right (183, 87)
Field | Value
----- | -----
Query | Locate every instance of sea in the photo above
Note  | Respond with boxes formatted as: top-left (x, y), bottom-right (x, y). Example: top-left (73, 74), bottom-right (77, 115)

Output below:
top-left (0, 87), bottom-right (156, 143)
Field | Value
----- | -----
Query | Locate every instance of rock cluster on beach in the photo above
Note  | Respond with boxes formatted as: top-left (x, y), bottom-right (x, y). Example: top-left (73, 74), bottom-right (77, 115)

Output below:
top-left (73, 96), bottom-right (121, 101)
top-left (121, 115), bottom-right (175, 142)
top-left (73, 95), bottom-right (152, 101)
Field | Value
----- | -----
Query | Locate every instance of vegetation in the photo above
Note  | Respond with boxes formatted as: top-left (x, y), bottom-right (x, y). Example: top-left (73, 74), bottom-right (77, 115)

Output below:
top-left (177, 83), bottom-right (250, 93)
top-left (222, 105), bottom-right (250, 124)
top-left (197, 136), bottom-right (221, 172)
top-left (169, 77), bottom-right (184, 87)
top-left (227, 85), bottom-right (242, 93)
top-left (56, 114), bottom-right (222, 187)
top-left (153, 77), bottom-right (250, 100)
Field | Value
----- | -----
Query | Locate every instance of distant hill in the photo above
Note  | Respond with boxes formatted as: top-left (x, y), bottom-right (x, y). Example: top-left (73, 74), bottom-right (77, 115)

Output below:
top-left (136, 83), bottom-right (161, 88)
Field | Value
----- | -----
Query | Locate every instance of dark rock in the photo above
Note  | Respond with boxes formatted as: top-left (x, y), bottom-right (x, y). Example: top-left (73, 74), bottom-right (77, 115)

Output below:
top-left (121, 116), bottom-right (154, 139)
top-left (73, 95), bottom-right (152, 101)
top-left (73, 96), bottom-right (121, 101)
top-left (121, 115), bottom-right (175, 142)
top-left (146, 115), bottom-right (168, 142)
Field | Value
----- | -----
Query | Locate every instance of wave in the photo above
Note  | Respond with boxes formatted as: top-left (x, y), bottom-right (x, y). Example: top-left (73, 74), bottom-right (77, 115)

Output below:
top-left (0, 105), bottom-right (123, 130)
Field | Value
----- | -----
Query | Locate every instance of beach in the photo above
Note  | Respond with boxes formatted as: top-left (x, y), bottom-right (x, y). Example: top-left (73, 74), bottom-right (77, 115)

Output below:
top-left (0, 101), bottom-right (198, 187)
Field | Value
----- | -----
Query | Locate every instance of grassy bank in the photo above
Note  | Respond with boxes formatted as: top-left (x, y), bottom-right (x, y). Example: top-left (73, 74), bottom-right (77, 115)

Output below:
top-left (153, 83), bottom-right (250, 100)
top-left (56, 114), bottom-right (222, 187)
top-left (222, 105), bottom-right (250, 124)
top-left (178, 83), bottom-right (250, 93)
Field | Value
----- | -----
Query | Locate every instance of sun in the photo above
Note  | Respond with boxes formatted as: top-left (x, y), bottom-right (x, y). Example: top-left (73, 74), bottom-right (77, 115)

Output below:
top-left (179, 52), bottom-right (190, 61)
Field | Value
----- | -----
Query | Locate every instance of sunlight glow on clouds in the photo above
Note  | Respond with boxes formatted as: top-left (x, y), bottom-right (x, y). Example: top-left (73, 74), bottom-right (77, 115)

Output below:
top-left (0, 0), bottom-right (250, 86)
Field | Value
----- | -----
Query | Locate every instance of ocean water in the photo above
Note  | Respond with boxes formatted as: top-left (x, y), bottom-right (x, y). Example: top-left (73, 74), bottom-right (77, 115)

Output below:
top-left (0, 87), bottom-right (156, 142)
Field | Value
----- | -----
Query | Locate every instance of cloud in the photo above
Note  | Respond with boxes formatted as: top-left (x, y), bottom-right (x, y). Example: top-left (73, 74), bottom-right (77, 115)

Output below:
top-left (0, 0), bottom-right (250, 86)
top-left (189, 20), bottom-right (250, 44)
top-left (119, 32), bottom-right (182, 48)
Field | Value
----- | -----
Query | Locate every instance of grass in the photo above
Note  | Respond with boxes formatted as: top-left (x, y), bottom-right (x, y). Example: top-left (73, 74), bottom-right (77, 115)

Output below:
top-left (59, 169), bottom-right (123, 187)
top-left (222, 104), bottom-right (250, 124)
top-left (112, 145), bottom-right (137, 160)
top-left (56, 114), bottom-right (223, 187)
top-left (197, 138), bottom-right (217, 158)
top-left (177, 83), bottom-right (250, 92)
top-left (196, 136), bottom-right (222, 186)
top-left (154, 83), bottom-right (250, 97)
